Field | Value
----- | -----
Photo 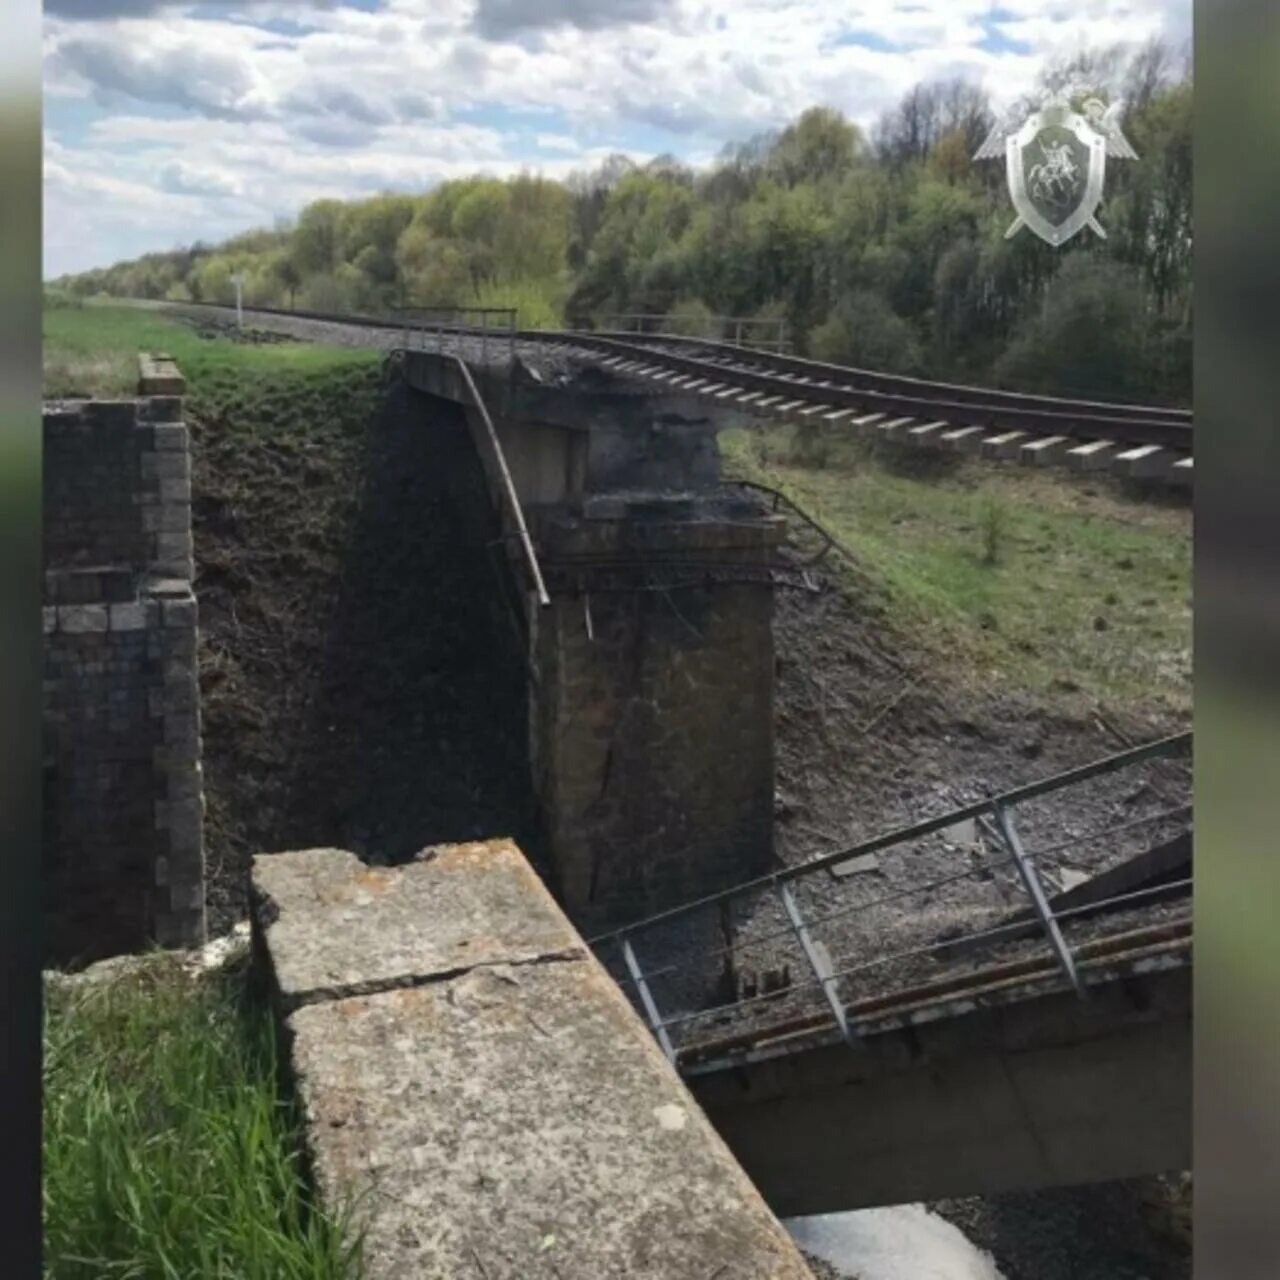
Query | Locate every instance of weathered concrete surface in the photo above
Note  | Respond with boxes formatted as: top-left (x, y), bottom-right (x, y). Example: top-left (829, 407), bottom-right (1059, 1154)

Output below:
top-left (251, 844), bottom-right (578, 1011)
top-left (252, 842), bottom-right (815, 1279)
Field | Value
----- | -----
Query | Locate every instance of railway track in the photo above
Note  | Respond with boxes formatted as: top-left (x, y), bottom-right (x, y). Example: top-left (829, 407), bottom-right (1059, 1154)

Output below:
top-left (166, 299), bottom-right (1194, 487)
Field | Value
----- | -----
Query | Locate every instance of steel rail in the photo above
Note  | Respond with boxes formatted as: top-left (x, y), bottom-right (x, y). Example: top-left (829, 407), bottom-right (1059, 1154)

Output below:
top-left (576, 328), bottom-right (1191, 425)
top-left (543, 332), bottom-right (1193, 450)
top-left (158, 300), bottom-right (1192, 448)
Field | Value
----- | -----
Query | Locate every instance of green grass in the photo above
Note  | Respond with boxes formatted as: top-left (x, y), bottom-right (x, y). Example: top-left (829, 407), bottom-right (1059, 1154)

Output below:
top-left (43, 959), bottom-right (363, 1280)
top-left (723, 423), bottom-right (1192, 712)
top-left (43, 302), bottom-right (380, 403)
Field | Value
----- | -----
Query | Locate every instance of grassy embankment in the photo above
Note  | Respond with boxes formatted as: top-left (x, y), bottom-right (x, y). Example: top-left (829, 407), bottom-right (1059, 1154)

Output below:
top-left (44, 297), bottom-right (379, 402)
top-left (43, 960), bottom-right (362, 1279)
top-left (722, 423), bottom-right (1192, 717)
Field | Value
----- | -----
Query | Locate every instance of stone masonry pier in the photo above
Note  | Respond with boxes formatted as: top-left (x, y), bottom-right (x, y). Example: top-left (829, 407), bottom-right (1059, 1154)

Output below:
top-left (251, 841), bottom-right (816, 1279)
top-left (43, 354), bottom-right (205, 964)
top-left (400, 348), bottom-right (786, 931)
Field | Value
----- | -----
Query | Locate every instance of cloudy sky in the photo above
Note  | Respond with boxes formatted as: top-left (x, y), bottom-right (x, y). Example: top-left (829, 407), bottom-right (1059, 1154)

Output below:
top-left (42, 0), bottom-right (1190, 278)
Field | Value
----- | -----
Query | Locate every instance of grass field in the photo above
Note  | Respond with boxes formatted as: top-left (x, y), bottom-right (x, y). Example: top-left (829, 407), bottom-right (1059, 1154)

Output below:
top-left (43, 960), bottom-right (362, 1279)
top-left (722, 423), bottom-right (1192, 714)
top-left (43, 300), bottom-right (379, 405)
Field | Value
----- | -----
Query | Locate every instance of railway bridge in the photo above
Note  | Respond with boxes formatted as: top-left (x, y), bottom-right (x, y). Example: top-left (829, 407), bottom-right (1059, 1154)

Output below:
top-left (43, 311), bottom-right (1193, 1273)
top-left (386, 323), bottom-right (1193, 1211)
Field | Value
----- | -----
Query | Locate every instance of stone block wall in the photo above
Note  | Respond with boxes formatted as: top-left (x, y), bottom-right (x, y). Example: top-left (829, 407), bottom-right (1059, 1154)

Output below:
top-left (43, 382), bottom-right (205, 965)
top-left (531, 506), bottom-right (781, 930)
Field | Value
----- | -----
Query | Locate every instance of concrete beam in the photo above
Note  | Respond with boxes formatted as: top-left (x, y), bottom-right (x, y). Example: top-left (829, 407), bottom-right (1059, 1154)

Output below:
top-left (250, 844), bottom-right (815, 1280)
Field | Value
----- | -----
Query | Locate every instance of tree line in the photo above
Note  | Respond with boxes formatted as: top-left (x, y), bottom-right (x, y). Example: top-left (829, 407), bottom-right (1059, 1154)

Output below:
top-left (57, 42), bottom-right (1191, 404)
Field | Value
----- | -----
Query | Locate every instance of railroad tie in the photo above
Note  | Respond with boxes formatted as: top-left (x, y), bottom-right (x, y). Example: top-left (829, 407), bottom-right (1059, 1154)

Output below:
top-left (940, 424), bottom-right (986, 452)
top-left (908, 420), bottom-right (949, 441)
top-left (1019, 435), bottom-right (1070, 465)
top-left (1067, 439), bottom-right (1116, 471)
top-left (980, 430), bottom-right (1027, 460)
top-left (1111, 443), bottom-right (1170, 480)
top-left (877, 416), bottom-right (916, 435)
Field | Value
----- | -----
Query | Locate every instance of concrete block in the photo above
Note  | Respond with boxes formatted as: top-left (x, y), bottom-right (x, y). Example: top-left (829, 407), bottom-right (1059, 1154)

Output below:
top-left (155, 532), bottom-right (193, 561)
top-left (141, 451), bottom-right (190, 481)
top-left (43, 607), bottom-right (58, 635)
top-left (256, 843), bottom-right (813, 1280)
top-left (151, 423), bottom-right (189, 451)
top-left (138, 354), bottom-right (187, 397)
top-left (164, 712), bottom-right (200, 747)
top-left (168, 882), bottom-right (204, 913)
top-left (159, 477), bottom-right (192, 503)
top-left (142, 397), bottom-right (184, 424)
top-left (163, 598), bottom-right (197, 630)
top-left (156, 502), bottom-right (191, 533)
top-left (109, 602), bottom-right (147, 632)
top-left (84, 400), bottom-right (138, 430)
top-left (59, 604), bottom-right (109, 634)
top-left (167, 798), bottom-right (202, 844)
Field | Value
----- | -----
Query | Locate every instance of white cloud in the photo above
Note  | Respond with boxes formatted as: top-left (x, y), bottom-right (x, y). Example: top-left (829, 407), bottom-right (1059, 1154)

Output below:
top-left (535, 132), bottom-right (583, 152)
top-left (42, 0), bottom-right (1192, 276)
top-left (158, 160), bottom-right (243, 196)
top-left (471, 0), bottom-right (676, 39)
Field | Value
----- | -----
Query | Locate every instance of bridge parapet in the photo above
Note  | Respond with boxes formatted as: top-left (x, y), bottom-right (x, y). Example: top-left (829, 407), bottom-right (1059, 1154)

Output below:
top-left (250, 841), bottom-right (818, 1279)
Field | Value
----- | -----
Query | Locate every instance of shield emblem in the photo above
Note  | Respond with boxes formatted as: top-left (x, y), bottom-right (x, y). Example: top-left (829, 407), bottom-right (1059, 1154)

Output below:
top-left (1005, 106), bottom-right (1108, 246)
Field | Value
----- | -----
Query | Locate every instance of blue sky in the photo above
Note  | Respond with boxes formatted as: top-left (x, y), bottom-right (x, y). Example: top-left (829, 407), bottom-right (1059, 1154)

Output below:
top-left (42, 0), bottom-right (1190, 278)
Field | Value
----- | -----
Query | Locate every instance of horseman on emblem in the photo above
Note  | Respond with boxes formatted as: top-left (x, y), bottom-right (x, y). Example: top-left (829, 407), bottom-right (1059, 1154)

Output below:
top-left (974, 92), bottom-right (1138, 246)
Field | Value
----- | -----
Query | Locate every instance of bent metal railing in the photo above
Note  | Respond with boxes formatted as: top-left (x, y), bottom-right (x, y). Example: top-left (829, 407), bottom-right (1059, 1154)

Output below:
top-left (415, 349), bottom-right (548, 609)
top-left (454, 355), bottom-right (550, 608)
top-left (588, 731), bottom-right (1192, 1071)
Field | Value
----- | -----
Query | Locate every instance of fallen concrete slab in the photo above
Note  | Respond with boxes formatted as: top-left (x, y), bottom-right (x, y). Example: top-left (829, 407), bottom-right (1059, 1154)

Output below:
top-left (251, 841), bottom-right (815, 1280)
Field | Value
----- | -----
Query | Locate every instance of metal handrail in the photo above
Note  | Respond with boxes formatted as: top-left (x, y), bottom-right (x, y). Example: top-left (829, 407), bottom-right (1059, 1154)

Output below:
top-left (450, 356), bottom-right (550, 608)
top-left (588, 731), bottom-right (1191, 945)
top-left (592, 731), bottom-right (1192, 1062)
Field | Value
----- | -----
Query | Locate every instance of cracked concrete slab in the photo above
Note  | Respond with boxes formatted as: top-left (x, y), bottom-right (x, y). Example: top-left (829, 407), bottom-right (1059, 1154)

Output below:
top-left (250, 842), bottom-right (581, 1011)
top-left (252, 842), bottom-right (816, 1279)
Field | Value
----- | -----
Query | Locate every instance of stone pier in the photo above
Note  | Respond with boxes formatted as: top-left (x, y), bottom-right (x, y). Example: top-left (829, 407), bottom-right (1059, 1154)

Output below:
top-left (42, 355), bottom-right (205, 964)
top-left (531, 499), bottom-right (783, 927)
top-left (401, 349), bottom-right (786, 930)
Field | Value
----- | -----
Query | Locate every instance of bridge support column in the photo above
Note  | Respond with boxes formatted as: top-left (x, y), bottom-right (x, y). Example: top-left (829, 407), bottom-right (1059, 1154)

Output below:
top-left (529, 498), bottom-right (783, 930)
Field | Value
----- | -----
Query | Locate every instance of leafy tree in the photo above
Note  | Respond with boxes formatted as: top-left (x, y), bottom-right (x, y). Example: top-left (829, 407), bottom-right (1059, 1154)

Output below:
top-left (60, 47), bottom-right (1191, 405)
top-left (293, 200), bottom-right (345, 276)
top-left (768, 107), bottom-right (863, 186)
